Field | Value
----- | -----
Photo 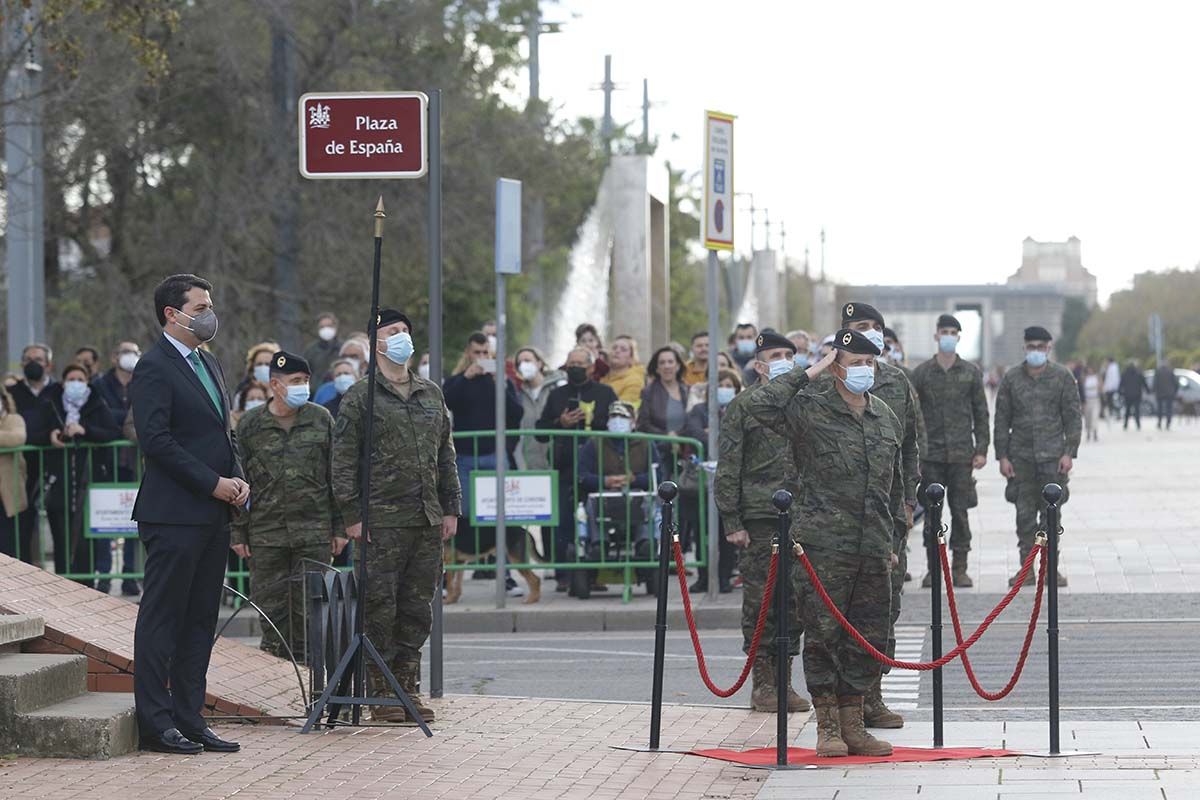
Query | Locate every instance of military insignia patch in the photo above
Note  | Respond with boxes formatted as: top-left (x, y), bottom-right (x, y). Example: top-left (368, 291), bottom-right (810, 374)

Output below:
top-left (845, 303), bottom-right (855, 317)
top-left (276, 356), bottom-right (286, 367)
top-left (842, 332), bottom-right (853, 345)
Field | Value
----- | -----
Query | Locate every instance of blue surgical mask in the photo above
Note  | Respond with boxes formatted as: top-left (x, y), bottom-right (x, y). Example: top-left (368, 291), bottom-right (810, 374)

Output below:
top-left (284, 383), bottom-right (311, 409)
top-left (841, 365), bottom-right (875, 394)
top-left (767, 358), bottom-right (795, 380)
top-left (607, 417), bottom-right (633, 434)
top-left (244, 398), bottom-right (265, 411)
top-left (253, 364), bottom-right (270, 384)
top-left (63, 380), bottom-right (90, 404)
top-left (938, 335), bottom-right (958, 354)
top-left (793, 353), bottom-right (810, 369)
top-left (717, 386), bottom-right (736, 406)
top-left (384, 331), bottom-right (414, 365)
top-left (736, 339), bottom-right (755, 356)
top-left (1025, 350), bottom-right (1048, 368)
top-left (863, 329), bottom-right (886, 355)
top-left (333, 374), bottom-right (356, 395)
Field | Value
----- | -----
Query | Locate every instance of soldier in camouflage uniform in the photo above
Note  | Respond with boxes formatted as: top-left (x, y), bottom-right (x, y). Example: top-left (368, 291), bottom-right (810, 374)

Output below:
top-left (910, 314), bottom-right (990, 589)
top-left (816, 302), bottom-right (924, 729)
top-left (332, 309), bottom-right (461, 723)
top-left (994, 325), bottom-right (1081, 588)
top-left (716, 331), bottom-right (808, 714)
top-left (233, 351), bottom-right (345, 662)
top-left (748, 328), bottom-right (903, 758)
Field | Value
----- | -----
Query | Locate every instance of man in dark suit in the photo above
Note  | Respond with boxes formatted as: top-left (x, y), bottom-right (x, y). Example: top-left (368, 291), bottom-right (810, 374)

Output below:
top-left (131, 273), bottom-right (248, 755)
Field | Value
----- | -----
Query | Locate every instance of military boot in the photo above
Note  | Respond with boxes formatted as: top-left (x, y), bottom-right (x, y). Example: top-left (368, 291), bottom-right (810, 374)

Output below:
top-left (838, 695), bottom-right (893, 756)
top-left (368, 671), bottom-right (406, 724)
top-left (952, 551), bottom-right (973, 588)
top-left (863, 681), bottom-right (904, 728)
top-left (750, 655), bottom-right (777, 712)
top-left (398, 661), bottom-right (436, 723)
top-left (784, 658), bottom-right (811, 712)
top-left (920, 572), bottom-right (933, 588)
top-left (812, 695), bottom-right (848, 757)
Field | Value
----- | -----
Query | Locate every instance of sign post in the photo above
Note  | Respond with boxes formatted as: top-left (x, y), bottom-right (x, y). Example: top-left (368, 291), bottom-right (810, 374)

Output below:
top-left (494, 178), bottom-right (522, 608)
top-left (702, 111), bottom-right (734, 598)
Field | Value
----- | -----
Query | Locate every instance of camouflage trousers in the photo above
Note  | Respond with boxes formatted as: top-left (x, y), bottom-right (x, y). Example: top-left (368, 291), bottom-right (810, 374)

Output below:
top-left (799, 545), bottom-right (890, 696)
top-left (1006, 460), bottom-right (1070, 558)
top-left (882, 528), bottom-right (907, 676)
top-left (920, 461), bottom-right (977, 552)
top-left (363, 526), bottom-right (442, 686)
top-left (249, 541), bottom-right (329, 661)
top-left (739, 518), bottom-right (803, 656)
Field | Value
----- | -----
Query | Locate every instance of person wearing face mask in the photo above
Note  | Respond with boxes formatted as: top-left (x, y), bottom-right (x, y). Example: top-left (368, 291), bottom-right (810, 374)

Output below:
top-left (882, 328), bottom-right (911, 377)
top-left (910, 315), bottom-right (990, 591)
top-left (233, 382), bottom-right (269, 428)
top-left (130, 273), bottom-right (248, 755)
top-left (303, 312), bottom-right (343, 386)
top-left (537, 347), bottom-right (617, 592)
top-left (680, 368), bottom-right (744, 596)
top-left (747, 328), bottom-right (904, 759)
top-left (233, 351), bottom-right (346, 662)
top-left (715, 332), bottom-right (810, 712)
top-left (728, 323), bottom-right (759, 372)
top-left (8, 344), bottom-right (55, 564)
top-left (35, 363), bottom-right (121, 585)
top-left (827, 302), bottom-right (924, 731)
top-left (512, 347), bottom-right (557, 471)
top-left (321, 358), bottom-right (359, 419)
top-left (313, 337), bottom-right (369, 406)
top-left (331, 308), bottom-right (461, 724)
top-left (994, 326), bottom-right (1080, 588)
top-left (233, 342), bottom-right (281, 412)
top-left (417, 353), bottom-right (431, 381)
top-left (95, 341), bottom-right (146, 595)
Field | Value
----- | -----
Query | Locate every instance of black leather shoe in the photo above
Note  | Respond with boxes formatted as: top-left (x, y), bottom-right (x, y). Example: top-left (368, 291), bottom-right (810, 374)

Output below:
top-left (181, 727), bottom-right (240, 752)
top-left (140, 728), bottom-right (203, 755)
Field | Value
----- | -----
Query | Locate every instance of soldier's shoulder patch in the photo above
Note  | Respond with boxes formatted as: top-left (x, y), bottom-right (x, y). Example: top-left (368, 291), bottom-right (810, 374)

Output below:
top-left (333, 412), bottom-right (351, 436)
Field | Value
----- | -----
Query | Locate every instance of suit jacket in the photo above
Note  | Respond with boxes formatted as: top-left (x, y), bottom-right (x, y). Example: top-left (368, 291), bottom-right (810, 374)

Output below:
top-left (130, 335), bottom-right (243, 525)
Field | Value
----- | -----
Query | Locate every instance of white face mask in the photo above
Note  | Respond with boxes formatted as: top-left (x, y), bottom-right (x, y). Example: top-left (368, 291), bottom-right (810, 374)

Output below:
top-left (318, 325), bottom-right (337, 342)
top-left (518, 361), bottom-right (539, 381)
top-left (118, 352), bottom-right (140, 373)
top-left (418, 363), bottom-right (431, 380)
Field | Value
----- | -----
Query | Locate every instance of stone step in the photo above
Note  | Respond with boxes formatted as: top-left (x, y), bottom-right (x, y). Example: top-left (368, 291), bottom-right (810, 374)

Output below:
top-left (0, 614), bottom-right (44, 650)
top-left (0, 653), bottom-right (87, 718)
top-left (17, 692), bottom-right (138, 759)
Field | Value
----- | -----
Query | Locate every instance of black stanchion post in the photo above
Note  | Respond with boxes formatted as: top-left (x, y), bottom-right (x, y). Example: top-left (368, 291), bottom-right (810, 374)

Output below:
top-left (1043, 483), bottom-right (1063, 756)
top-left (772, 489), bottom-right (794, 768)
top-left (925, 482), bottom-right (946, 749)
top-left (648, 481), bottom-right (678, 751)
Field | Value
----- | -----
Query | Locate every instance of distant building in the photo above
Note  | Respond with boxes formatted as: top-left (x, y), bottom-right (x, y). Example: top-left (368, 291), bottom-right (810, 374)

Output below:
top-left (1008, 236), bottom-right (1098, 309)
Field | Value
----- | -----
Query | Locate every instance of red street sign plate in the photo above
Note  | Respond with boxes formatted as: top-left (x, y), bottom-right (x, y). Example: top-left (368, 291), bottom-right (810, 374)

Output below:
top-left (298, 91), bottom-right (428, 179)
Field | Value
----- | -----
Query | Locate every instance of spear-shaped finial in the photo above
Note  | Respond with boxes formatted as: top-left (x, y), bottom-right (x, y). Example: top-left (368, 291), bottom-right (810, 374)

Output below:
top-left (374, 195), bottom-right (386, 238)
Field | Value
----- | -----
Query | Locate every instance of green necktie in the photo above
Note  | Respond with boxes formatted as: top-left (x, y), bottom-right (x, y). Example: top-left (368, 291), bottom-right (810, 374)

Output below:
top-left (187, 351), bottom-right (224, 417)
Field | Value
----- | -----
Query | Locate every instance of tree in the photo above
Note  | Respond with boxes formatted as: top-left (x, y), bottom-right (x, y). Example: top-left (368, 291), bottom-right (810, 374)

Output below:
top-left (1076, 267), bottom-right (1200, 366)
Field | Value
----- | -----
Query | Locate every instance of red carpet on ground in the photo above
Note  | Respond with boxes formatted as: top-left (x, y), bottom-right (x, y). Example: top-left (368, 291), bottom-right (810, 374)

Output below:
top-left (690, 746), bottom-right (1018, 767)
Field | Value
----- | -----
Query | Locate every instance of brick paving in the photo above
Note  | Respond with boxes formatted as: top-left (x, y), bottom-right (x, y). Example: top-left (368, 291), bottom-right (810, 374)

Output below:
top-left (0, 695), bottom-right (805, 799)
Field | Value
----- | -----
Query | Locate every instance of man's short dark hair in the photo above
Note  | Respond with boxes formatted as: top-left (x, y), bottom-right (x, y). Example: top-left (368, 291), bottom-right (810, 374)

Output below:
top-left (734, 322), bottom-right (757, 335)
top-left (691, 331), bottom-right (708, 343)
top-left (467, 332), bottom-right (488, 347)
top-left (316, 311), bottom-right (338, 325)
top-left (153, 274), bottom-right (212, 327)
top-left (74, 346), bottom-right (100, 361)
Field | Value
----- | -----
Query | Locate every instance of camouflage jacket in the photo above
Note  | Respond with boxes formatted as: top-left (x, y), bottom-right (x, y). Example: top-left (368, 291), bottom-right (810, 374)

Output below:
top-left (332, 373), bottom-right (461, 529)
top-left (814, 359), bottom-right (923, 508)
top-left (715, 383), bottom-right (800, 530)
top-left (232, 401), bottom-right (342, 547)
top-left (993, 361), bottom-right (1083, 462)
top-left (747, 368), bottom-right (905, 559)
top-left (911, 355), bottom-right (990, 464)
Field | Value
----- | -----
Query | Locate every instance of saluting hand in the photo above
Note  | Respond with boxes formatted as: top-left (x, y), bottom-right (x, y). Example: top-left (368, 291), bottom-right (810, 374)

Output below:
top-left (806, 348), bottom-right (837, 379)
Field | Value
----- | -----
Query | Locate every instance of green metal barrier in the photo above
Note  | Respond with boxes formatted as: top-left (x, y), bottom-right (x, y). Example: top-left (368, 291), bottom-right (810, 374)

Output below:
top-left (448, 428), bottom-right (710, 602)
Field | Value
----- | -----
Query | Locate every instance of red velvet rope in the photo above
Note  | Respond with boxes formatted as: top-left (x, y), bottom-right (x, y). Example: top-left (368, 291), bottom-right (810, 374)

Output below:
top-left (794, 543), bottom-right (1044, 671)
top-left (941, 541), bottom-right (1048, 700)
top-left (672, 538), bottom-right (778, 697)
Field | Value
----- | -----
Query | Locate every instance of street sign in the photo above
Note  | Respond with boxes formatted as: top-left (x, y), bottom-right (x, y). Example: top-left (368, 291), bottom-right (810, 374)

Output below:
top-left (298, 91), bottom-right (428, 179)
top-left (703, 110), bottom-right (735, 251)
top-left (495, 178), bottom-right (522, 274)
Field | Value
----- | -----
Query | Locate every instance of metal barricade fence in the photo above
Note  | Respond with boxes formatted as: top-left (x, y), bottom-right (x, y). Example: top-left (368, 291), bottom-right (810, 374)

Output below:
top-left (0, 440), bottom-right (250, 593)
top-left (448, 428), bottom-right (709, 601)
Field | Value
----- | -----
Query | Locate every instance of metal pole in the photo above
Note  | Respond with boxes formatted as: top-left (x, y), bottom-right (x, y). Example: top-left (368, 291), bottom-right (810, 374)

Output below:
top-left (527, 3), bottom-right (540, 105)
top-left (1044, 483), bottom-right (1063, 755)
top-left (494, 271), bottom-right (508, 609)
top-left (772, 490), bottom-right (793, 767)
top-left (601, 54), bottom-right (613, 154)
top-left (926, 482), bottom-right (946, 748)
top-left (648, 481), bottom-right (678, 750)
top-left (428, 89), bottom-right (446, 699)
top-left (705, 249), bottom-right (720, 598)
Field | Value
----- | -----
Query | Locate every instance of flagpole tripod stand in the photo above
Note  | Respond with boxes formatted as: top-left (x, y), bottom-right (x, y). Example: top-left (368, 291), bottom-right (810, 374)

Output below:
top-left (301, 197), bottom-right (432, 737)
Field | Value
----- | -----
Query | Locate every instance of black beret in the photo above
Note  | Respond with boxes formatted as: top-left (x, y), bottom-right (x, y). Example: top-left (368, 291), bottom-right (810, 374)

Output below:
top-left (270, 350), bottom-right (311, 375)
top-left (1024, 325), bottom-right (1053, 342)
top-left (832, 328), bottom-right (882, 356)
top-left (377, 308), bottom-right (413, 333)
top-left (883, 327), bottom-right (898, 341)
top-left (755, 331), bottom-right (797, 355)
top-left (841, 301), bottom-right (885, 327)
top-left (937, 314), bottom-right (962, 331)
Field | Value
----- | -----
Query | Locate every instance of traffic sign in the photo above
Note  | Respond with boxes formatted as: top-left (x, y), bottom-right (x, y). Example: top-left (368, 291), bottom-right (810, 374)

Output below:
top-left (703, 110), bottom-right (735, 251)
top-left (298, 91), bottom-right (428, 179)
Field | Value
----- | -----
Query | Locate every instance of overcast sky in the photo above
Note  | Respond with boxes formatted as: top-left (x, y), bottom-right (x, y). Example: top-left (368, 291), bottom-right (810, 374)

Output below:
top-left (530, 0), bottom-right (1200, 303)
